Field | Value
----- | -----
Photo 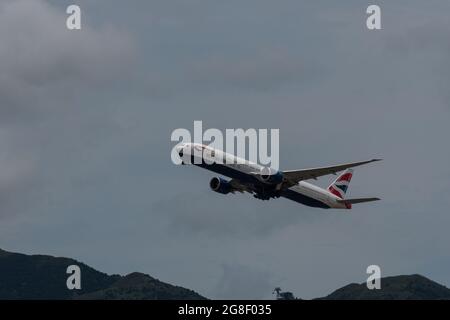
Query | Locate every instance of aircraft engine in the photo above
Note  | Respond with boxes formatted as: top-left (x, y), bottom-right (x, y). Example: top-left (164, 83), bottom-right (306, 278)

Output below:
top-left (209, 177), bottom-right (232, 194)
top-left (259, 168), bottom-right (284, 184)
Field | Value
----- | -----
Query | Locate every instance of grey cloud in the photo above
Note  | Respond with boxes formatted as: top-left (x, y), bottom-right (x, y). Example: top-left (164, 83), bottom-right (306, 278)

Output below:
top-left (0, 0), bottom-right (135, 121)
top-left (0, 0), bottom-right (135, 217)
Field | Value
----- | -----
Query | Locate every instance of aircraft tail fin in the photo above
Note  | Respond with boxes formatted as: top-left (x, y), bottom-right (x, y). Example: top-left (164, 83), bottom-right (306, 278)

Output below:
top-left (327, 169), bottom-right (353, 199)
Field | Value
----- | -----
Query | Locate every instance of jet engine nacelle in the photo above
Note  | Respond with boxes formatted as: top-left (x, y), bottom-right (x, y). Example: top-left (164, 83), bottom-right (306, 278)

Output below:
top-left (209, 177), bottom-right (232, 194)
top-left (259, 167), bottom-right (284, 184)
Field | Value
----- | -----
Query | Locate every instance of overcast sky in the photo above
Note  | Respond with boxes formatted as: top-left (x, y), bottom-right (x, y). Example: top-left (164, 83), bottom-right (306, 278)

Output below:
top-left (1, 0), bottom-right (450, 299)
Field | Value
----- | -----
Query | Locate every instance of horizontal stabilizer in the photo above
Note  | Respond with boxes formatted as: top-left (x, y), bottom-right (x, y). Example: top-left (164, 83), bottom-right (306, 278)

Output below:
top-left (337, 197), bottom-right (380, 204)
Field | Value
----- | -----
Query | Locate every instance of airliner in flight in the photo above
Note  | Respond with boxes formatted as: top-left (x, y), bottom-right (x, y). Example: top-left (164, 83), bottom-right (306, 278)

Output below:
top-left (176, 143), bottom-right (381, 209)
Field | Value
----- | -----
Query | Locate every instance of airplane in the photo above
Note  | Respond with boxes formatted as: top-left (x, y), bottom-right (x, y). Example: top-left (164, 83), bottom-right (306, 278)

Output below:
top-left (176, 143), bottom-right (381, 209)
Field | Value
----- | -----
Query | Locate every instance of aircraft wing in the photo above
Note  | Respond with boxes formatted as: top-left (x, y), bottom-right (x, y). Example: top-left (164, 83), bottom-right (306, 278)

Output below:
top-left (282, 159), bottom-right (381, 186)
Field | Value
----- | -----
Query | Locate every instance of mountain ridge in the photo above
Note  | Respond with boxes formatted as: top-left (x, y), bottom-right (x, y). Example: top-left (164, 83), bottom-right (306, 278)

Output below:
top-left (0, 248), bottom-right (205, 300)
top-left (315, 274), bottom-right (450, 300)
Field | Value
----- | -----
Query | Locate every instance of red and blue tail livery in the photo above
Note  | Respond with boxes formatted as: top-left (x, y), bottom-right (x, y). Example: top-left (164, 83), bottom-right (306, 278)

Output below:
top-left (328, 169), bottom-right (353, 199)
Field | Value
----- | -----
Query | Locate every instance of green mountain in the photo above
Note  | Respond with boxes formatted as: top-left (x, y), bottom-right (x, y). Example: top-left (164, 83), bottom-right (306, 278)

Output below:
top-left (318, 274), bottom-right (450, 300)
top-left (0, 248), bottom-right (205, 300)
